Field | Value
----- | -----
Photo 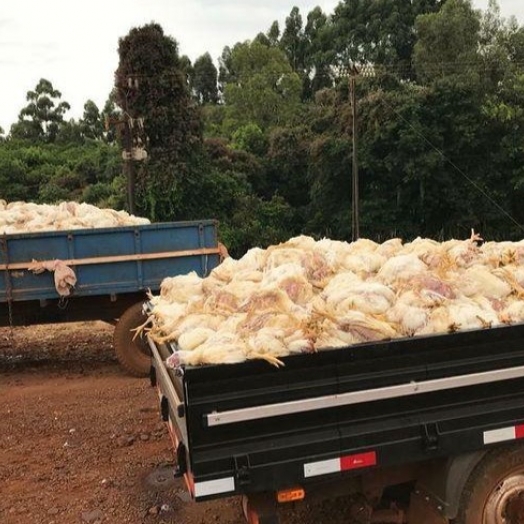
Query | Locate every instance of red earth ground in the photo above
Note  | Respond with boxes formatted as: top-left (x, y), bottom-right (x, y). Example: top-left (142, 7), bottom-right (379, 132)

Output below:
top-left (0, 321), bottom-right (375, 524)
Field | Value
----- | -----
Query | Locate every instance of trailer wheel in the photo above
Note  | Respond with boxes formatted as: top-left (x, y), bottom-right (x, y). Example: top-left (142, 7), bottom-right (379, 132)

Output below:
top-left (113, 302), bottom-right (151, 377)
top-left (455, 444), bottom-right (524, 524)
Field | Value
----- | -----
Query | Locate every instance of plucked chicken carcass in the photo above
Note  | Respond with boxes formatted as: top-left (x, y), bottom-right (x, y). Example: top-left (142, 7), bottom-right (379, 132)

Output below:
top-left (0, 200), bottom-right (150, 234)
top-left (144, 233), bottom-right (524, 369)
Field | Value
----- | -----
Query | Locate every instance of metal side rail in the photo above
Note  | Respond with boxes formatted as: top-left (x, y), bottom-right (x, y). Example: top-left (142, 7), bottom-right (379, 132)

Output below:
top-left (205, 363), bottom-right (524, 427)
top-left (148, 336), bottom-right (183, 413)
top-left (148, 335), bottom-right (189, 448)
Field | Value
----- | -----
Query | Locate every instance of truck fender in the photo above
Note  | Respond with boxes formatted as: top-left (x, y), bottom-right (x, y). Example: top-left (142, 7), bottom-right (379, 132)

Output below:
top-left (413, 450), bottom-right (488, 520)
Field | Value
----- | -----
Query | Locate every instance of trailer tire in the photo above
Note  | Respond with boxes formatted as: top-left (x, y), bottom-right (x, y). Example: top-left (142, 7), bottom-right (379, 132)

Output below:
top-left (455, 444), bottom-right (524, 524)
top-left (113, 302), bottom-right (151, 377)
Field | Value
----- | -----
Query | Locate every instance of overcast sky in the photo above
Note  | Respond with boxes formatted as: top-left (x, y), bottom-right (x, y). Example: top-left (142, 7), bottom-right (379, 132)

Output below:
top-left (0, 0), bottom-right (523, 132)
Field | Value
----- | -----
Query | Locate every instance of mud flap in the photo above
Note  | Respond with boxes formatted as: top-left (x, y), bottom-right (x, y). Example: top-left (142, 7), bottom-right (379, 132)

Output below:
top-left (243, 493), bottom-right (279, 524)
top-left (407, 489), bottom-right (449, 524)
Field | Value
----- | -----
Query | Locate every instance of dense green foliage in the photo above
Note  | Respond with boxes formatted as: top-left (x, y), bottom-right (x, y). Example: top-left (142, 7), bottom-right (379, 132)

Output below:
top-left (2, 0), bottom-right (524, 257)
top-left (0, 139), bottom-right (122, 206)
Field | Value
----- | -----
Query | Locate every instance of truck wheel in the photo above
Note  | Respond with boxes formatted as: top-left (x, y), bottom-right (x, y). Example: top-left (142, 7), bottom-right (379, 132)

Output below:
top-left (113, 302), bottom-right (151, 377)
top-left (455, 444), bottom-right (524, 524)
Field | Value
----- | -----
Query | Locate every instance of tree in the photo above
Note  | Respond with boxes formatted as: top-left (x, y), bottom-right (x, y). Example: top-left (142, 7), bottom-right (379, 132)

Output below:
top-left (10, 79), bottom-right (71, 142)
top-left (279, 7), bottom-right (306, 72)
top-left (413, 0), bottom-right (481, 84)
top-left (218, 45), bottom-right (234, 97)
top-left (231, 123), bottom-right (267, 156)
top-left (477, 5), bottom-right (524, 232)
top-left (303, 7), bottom-right (334, 97)
top-left (179, 54), bottom-right (194, 82)
top-left (115, 23), bottom-right (200, 154)
top-left (266, 125), bottom-right (311, 210)
top-left (267, 21), bottom-right (280, 46)
top-left (305, 88), bottom-right (353, 239)
top-left (222, 41), bottom-right (302, 131)
top-left (264, 6), bottom-right (333, 100)
top-left (357, 83), bottom-right (449, 239)
top-left (114, 23), bottom-right (203, 220)
top-left (330, 0), bottom-right (445, 77)
top-left (0, 138), bottom-right (121, 206)
top-left (254, 32), bottom-right (272, 47)
top-left (192, 53), bottom-right (219, 104)
top-left (101, 97), bottom-right (120, 144)
top-left (79, 100), bottom-right (105, 140)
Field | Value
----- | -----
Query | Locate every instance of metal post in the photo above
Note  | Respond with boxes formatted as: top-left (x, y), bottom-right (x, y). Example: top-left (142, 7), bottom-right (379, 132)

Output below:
top-left (350, 71), bottom-right (359, 241)
top-left (112, 76), bottom-right (145, 216)
top-left (122, 116), bottom-right (136, 214)
top-left (125, 156), bottom-right (136, 214)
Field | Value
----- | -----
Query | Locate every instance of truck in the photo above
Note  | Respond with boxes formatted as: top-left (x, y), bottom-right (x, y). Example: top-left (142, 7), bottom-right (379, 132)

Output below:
top-left (0, 220), bottom-right (221, 376)
top-left (148, 320), bottom-right (524, 523)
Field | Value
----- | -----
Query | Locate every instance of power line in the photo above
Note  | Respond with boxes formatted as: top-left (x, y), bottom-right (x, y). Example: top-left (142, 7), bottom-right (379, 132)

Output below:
top-left (114, 57), bottom-right (524, 83)
top-left (376, 93), bottom-right (524, 234)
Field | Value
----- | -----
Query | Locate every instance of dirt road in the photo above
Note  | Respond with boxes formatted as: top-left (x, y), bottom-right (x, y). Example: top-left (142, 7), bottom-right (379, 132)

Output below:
top-left (0, 322), bottom-right (357, 524)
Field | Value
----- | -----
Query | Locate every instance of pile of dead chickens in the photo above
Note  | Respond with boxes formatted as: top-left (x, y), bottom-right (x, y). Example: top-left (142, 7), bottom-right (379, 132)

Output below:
top-left (0, 200), bottom-right (150, 234)
top-left (146, 232), bottom-right (524, 368)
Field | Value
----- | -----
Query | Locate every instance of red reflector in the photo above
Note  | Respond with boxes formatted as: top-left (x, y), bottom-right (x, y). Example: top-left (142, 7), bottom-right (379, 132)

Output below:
top-left (340, 451), bottom-right (377, 471)
top-left (516, 425), bottom-right (524, 439)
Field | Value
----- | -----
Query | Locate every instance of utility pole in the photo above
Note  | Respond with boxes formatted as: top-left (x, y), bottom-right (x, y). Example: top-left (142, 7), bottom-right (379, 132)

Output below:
top-left (348, 63), bottom-right (374, 242)
top-left (105, 113), bottom-right (146, 215)
top-left (121, 114), bottom-right (147, 214)
top-left (108, 75), bottom-right (147, 215)
top-left (349, 64), bottom-right (360, 242)
top-left (122, 117), bottom-right (136, 214)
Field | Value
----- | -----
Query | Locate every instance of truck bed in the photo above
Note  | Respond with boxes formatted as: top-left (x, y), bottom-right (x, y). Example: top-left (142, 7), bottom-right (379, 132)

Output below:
top-left (0, 220), bottom-right (220, 325)
top-left (150, 323), bottom-right (524, 501)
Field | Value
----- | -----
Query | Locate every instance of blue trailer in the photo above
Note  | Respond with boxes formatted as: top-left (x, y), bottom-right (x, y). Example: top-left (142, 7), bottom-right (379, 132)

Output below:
top-left (0, 219), bottom-right (221, 376)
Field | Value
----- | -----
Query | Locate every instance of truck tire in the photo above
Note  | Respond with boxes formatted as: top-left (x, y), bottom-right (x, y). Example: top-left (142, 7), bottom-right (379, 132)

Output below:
top-left (113, 302), bottom-right (151, 377)
top-left (455, 444), bottom-right (524, 524)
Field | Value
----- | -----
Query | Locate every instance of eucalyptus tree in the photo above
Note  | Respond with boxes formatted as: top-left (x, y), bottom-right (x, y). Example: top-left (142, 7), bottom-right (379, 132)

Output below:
top-left (218, 45), bottom-right (234, 95)
top-left (79, 100), bottom-right (105, 141)
top-left (267, 21), bottom-right (280, 46)
top-left (303, 7), bottom-right (333, 97)
top-left (413, 0), bottom-right (481, 84)
top-left (192, 53), bottom-right (219, 104)
top-left (100, 97), bottom-right (120, 144)
top-left (10, 79), bottom-right (71, 142)
top-left (279, 6), bottom-right (306, 72)
top-left (330, 0), bottom-right (445, 77)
